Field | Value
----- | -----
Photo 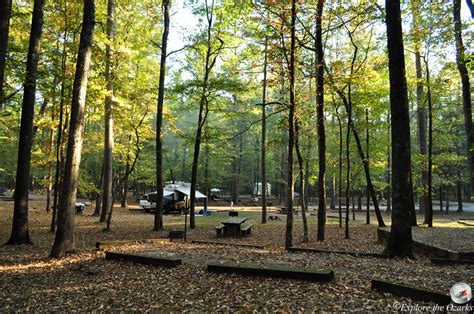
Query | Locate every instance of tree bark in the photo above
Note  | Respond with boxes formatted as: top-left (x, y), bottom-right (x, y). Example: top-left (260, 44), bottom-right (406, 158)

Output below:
top-left (100, 0), bottom-right (115, 223)
top-left (6, 0), bottom-right (45, 245)
top-left (190, 0), bottom-right (221, 229)
top-left (384, 0), bottom-right (414, 258)
top-left (345, 99), bottom-right (351, 239)
top-left (51, 0), bottom-right (95, 258)
top-left (154, 0), bottom-right (170, 231)
top-left (424, 57), bottom-right (434, 227)
top-left (439, 187), bottom-right (444, 212)
top-left (295, 117), bottom-right (308, 242)
top-left (453, 0), bottom-right (473, 198)
top-left (457, 180), bottom-right (463, 212)
top-left (121, 158), bottom-right (130, 208)
top-left (261, 36), bottom-right (268, 224)
top-left (0, 0), bottom-right (12, 108)
top-left (51, 7), bottom-right (69, 232)
top-left (285, 0), bottom-right (297, 249)
top-left (386, 111), bottom-right (391, 212)
top-left (336, 105), bottom-right (343, 228)
top-left (335, 91), bottom-right (386, 227)
top-left (365, 108), bottom-right (370, 224)
top-left (316, 0), bottom-right (326, 242)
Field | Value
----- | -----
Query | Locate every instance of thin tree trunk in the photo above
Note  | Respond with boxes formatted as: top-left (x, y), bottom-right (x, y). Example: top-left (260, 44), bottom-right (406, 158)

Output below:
top-left (121, 158), bottom-right (130, 208)
top-left (261, 36), bottom-right (268, 224)
top-left (7, 0), bottom-right (45, 245)
top-left (51, 7), bottom-right (69, 232)
top-left (336, 105), bottom-right (343, 227)
top-left (316, 0), bottom-right (326, 242)
top-left (330, 176), bottom-right (336, 210)
top-left (439, 187), bottom-right (444, 212)
top-left (0, 0), bottom-right (12, 108)
top-left (424, 57), bottom-right (434, 227)
top-left (154, 0), bottom-right (170, 231)
top-left (386, 111), bottom-right (391, 212)
top-left (100, 0), bottom-right (115, 223)
top-left (51, 0), bottom-right (95, 258)
top-left (445, 187), bottom-right (450, 215)
top-left (295, 117), bottom-right (308, 242)
top-left (457, 180), bottom-right (463, 212)
top-left (93, 162), bottom-right (104, 216)
top-left (345, 100), bottom-right (351, 239)
top-left (365, 108), bottom-right (370, 224)
top-left (190, 0), bottom-right (222, 229)
top-left (384, 0), bottom-right (414, 258)
top-left (105, 127), bottom-right (143, 231)
top-left (336, 91), bottom-right (386, 227)
top-left (453, 0), bottom-right (473, 198)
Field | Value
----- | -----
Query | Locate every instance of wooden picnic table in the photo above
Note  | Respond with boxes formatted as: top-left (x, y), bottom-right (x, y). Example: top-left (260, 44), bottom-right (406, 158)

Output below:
top-left (221, 217), bottom-right (248, 237)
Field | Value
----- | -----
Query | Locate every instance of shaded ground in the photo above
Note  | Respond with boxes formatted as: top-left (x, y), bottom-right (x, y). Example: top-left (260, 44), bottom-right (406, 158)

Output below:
top-left (0, 198), bottom-right (473, 311)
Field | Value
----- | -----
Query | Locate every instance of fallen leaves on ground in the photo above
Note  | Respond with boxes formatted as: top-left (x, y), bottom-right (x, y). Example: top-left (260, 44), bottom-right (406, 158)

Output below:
top-left (0, 200), bottom-right (473, 311)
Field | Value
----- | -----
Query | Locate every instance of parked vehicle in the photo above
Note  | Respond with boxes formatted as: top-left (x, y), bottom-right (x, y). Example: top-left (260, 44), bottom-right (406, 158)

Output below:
top-left (140, 185), bottom-right (207, 214)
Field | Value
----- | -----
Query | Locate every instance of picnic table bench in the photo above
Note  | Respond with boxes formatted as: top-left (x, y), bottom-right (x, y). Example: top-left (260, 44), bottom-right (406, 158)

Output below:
top-left (277, 207), bottom-right (298, 215)
top-left (216, 217), bottom-right (253, 237)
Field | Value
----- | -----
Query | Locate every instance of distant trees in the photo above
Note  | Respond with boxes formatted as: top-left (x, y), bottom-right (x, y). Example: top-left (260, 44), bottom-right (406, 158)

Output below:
top-left (7, 0), bottom-right (45, 245)
top-left (51, 0), bottom-right (96, 258)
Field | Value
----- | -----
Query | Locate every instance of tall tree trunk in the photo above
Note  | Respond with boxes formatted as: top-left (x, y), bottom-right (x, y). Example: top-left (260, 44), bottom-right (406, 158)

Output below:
top-left (6, 0), bottom-right (45, 245)
top-left (100, 0), bottom-right (115, 223)
top-left (46, 127), bottom-right (54, 212)
top-left (121, 158), bottom-right (130, 208)
top-left (190, 0), bottom-right (221, 229)
top-left (261, 36), bottom-right (268, 224)
top-left (154, 0), bottom-right (170, 231)
top-left (424, 58), bottom-right (434, 227)
top-left (0, 0), bottom-right (12, 108)
top-left (316, 0), bottom-right (326, 242)
top-left (453, 0), bottom-right (473, 198)
top-left (295, 117), bottom-right (308, 242)
top-left (365, 108), bottom-right (370, 224)
top-left (50, 0), bottom-right (95, 258)
top-left (93, 162), bottom-right (104, 217)
top-left (411, 0), bottom-right (429, 216)
top-left (415, 51), bottom-right (429, 215)
top-left (336, 91), bottom-right (386, 227)
top-left (384, 0), bottom-right (414, 258)
top-left (51, 7), bottom-right (69, 231)
top-left (285, 0), bottom-right (297, 249)
top-left (386, 111), bottom-right (391, 212)
top-left (345, 99), bottom-right (351, 239)
top-left (336, 105), bottom-right (343, 228)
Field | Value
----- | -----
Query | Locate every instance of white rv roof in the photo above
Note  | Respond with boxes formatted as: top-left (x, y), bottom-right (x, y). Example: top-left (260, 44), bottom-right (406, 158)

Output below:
top-left (148, 190), bottom-right (174, 197)
top-left (176, 188), bottom-right (207, 199)
top-left (163, 190), bottom-right (174, 197)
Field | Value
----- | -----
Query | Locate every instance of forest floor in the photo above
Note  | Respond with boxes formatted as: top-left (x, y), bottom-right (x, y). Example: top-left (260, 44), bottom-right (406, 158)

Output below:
top-left (0, 198), bottom-right (473, 311)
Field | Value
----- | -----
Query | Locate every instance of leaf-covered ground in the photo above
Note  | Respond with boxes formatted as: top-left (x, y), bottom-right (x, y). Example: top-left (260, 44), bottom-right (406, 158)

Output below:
top-left (1, 199), bottom-right (473, 311)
